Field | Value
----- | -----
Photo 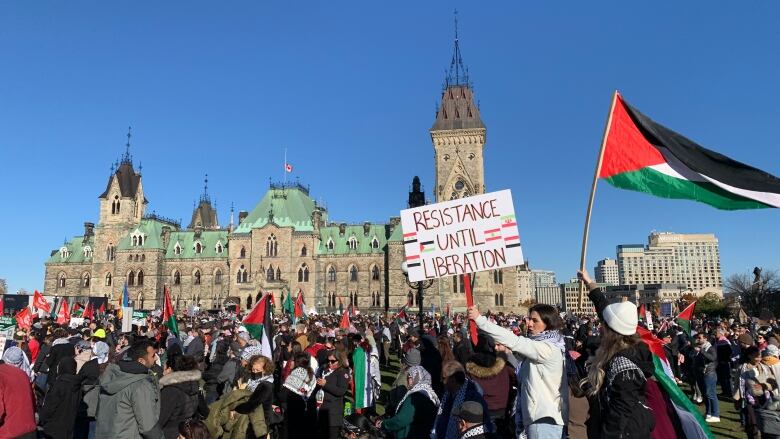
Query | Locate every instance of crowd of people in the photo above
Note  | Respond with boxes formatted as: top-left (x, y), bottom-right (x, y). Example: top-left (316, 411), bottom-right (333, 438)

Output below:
top-left (0, 269), bottom-right (776, 438)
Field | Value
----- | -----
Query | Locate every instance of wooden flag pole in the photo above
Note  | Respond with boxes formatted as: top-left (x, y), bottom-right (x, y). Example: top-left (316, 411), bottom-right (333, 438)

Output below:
top-left (578, 91), bottom-right (620, 311)
top-left (463, 273), bottom-right (479, 346)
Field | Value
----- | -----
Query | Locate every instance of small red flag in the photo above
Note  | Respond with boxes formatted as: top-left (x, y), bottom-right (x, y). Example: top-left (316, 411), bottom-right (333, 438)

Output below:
top-left (57, 299), bottom-right (71, 325)
top-left (99, 302), bottom-right (105, 314)
top-left (339, 310), bottom-right (350, 329)
top-left (83, 301), bottom-right (94, 320)
top-left (294, 291), bottom-right (305, 318)
top-left (33, 290), bottom-right (51, 313)
top-left (16, 307), bottom-right (33, 329)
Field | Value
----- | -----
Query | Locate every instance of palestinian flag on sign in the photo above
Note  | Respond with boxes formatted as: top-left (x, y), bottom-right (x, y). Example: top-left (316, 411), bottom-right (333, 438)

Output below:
top-left (600, 93), bottom-right (780, 209)
top-left (638, 326), bottom-right (713, 438)
top-left (243, 293), bottom-right (275, 359)
top-left (676, 301), bottom-right (697, 336)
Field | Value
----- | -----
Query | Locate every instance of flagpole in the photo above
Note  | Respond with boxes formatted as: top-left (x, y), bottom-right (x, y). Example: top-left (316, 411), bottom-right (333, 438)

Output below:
top-left (578, 90), bottom-right (619, 311)
top-left (284, 148), bottom-right (287, 185)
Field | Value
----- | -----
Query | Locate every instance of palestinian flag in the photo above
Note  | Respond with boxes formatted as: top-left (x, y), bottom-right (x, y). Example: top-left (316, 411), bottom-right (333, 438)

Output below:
top-left (71, 302), bottom-right (83, 317)
top-left (638, 327), bottom-right (713, 439)
top-left (600, 93), bottom-right (780, 210)
top-left (352, 345), bottom-right (374, 409)
top-left (163, 287), bottom-right (179, 339)
top-left (396, 302), bottom-right (409, 324)
top-left (82, 301), bottom-right (94, 320)
top-left (676, 301), bottom-right (697, 336)
top-left (243, 293), bottom-right (275, 359)
top-left (638, 303), bottom-right (646, 319)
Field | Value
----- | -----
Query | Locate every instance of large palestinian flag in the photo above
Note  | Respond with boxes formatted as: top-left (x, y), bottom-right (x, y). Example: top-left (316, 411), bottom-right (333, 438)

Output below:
top-left (243, 293), bottom-right (275, 359)
top-left (676, 301), bottom-right (697, 336)
top-left (600, 93), bottom-right (780, 209)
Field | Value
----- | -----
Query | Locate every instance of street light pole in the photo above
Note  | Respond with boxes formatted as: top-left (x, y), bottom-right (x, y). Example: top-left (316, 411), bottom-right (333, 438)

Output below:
top-left (401, 261), bottom-right (433, 322)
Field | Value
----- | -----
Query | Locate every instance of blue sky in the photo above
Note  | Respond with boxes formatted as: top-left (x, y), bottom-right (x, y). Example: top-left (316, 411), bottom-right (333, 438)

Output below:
top-left (1, 2), bottom-right (779, 293)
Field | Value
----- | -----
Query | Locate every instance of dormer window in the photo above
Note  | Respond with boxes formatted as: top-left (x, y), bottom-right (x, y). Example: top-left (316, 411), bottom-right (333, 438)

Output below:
top-left (215, 242), bottom-right (224, 254)
top-left (348, 237), bottom-right (358, 251)
top-left (83, 246), bottom-right (93, 258)
top-left (326, 239), bottom-right (334, 251)
top-left (59, 246), bottom-right (70, 260)
top-left (194, 241), bottom-right (203, 254)
top-left (174, 242), bottom-right (182, 255)
top-left (371, 237), bottom-right (379, 249)
top-left (131, 231), bottom-right (145, 247)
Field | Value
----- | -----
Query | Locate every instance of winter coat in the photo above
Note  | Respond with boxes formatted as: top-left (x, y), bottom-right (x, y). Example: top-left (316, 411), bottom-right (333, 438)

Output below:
top-left (159, 369), bottom-right (202, 439)
top-left (44, 339), bottom-right (75, 384)
top-left (185, 337), bottom-right (205, 361)
top-left (39, 372), bottom-right (82, 439)
top-left (693, 343), bottom-right (717, 377)
top-left (77, 358), bottom-right (102, 418)
top-left (205, 388), bottom-right (267, 439)
top-left (465, 356), bottom-right (515, 414)
top-left (234, 378), bottom-right (275, 429)
top-left (75, 348), bottom-right (93, 373)
top-left (316, 366), bottom-right (349, 430)
top-left (454, 338), bottom-right (474, 366)
top-left (0, 363), bottom-right (37, 439)
top-left (381, 392), bottom-right (438, 439)
top-left (95, 361), bottom-right (164, 439)
top-left (474, 316), bottom-right (566, 426)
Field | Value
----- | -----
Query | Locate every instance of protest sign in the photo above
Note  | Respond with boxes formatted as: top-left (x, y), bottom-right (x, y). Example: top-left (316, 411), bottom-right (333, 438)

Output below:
top-left (0, 316), bottom-right (15, 338)
top-left (0, 335), bottom-right (6, 358)
top-left (400, 189), bottom-right (524, 282)
top-left (132, 310), bottom-right (148, 326)
top-left (121, 307), bottom-right (133, 332)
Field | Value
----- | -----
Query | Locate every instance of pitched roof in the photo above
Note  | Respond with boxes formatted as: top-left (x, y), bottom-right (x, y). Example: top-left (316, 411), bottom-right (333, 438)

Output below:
top-left (46, 236), bottom-right (95, 264)
top-left (116, 218), bottom-right (175, 250)
top-left (166, 230), bottom-right (229, 259)
top-left (234, 185), bottom-right (325, 233)
top-left (99, 162), bottom-right (142, 199)
top-left (431, 85), bottom-right (485, 131)
top-left (189, 200), bottom-right (219, 230)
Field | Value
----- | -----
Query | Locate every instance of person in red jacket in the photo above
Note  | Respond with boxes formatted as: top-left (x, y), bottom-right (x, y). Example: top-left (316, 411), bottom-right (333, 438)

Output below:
top-left (0, 362), bottom-right (37, 439)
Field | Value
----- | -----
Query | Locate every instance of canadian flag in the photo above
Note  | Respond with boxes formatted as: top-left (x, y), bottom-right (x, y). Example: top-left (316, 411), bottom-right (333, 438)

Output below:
top-left (285, 163), bottom-right (293, 173)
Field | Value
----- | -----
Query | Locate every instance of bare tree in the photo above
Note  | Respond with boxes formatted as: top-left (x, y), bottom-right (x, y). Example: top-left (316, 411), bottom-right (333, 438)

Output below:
top-left (0, 278), bottom-right (6, 295)
top-left (725, 268), bottom-right (780, 317)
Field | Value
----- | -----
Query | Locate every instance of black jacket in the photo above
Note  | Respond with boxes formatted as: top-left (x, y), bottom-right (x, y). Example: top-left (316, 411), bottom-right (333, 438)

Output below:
top-left (587, 286), bottom-right (655, 439)
top-left (235, 379), bottom-right (275, 428)
top-left (317, 366), bottom-right (349, 428)
top-left (159, 369), bottom-right (203, 439)
top-left (40, 373), bottom-right (82, 439)
top-left (693, 343), bottom-right (717, 377)
top-left (44, 341), bottom-right (75, 384)
top-left (454, 338), bottom-right (474, 366)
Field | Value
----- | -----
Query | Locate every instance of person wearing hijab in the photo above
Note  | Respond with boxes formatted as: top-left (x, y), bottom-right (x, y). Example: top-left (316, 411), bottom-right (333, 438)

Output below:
top-left (1, 346), bottom-right (34, 382)
top-left (40, 357), bottom-right (82, 439)
top-left (378, 365), bottom-right (440, 439)
top-left (75, 341), bottom-right (110, 438)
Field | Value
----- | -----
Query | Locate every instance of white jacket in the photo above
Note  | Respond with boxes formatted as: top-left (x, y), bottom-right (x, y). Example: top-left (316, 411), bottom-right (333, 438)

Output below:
top-left (475, 316), bottom-right (566, 426)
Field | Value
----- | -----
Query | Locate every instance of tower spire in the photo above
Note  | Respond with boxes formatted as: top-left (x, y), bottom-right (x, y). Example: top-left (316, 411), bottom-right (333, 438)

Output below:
top-left (121, 126), bottom-right (133, 165)
top-left (446, 9), bottom-right (469, 88)
top-left (200, 173), bottom-right (210, 203)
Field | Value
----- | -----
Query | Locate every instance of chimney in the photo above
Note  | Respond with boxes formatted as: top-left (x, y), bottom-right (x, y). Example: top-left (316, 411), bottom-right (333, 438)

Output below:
top-left (83, 222), bottom-right (95, 238)
top-left (239, 210), bottom-right (248, 225)
top-left (339, 223), bottom-right (346, 236)
top-left (161, 226), bottom-right (170, 247)
top-left (311, 209), bottom-right (322, 232)
top-left (363, 222), bottom-right (371, 235)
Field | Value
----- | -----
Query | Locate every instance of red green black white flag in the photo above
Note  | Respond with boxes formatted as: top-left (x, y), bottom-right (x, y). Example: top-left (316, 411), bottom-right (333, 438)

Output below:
top-left (244, 292), bottom-right (275, 358)
top-left (163, 286), bottom-right (179, 339)
top-left (676, 301), bottom-right (697, 335)
top-left (600, 93), bottom-right (780, 209)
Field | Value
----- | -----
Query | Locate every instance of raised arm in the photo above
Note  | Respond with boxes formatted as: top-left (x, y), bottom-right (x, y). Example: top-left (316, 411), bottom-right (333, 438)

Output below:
top-left (467, 307), bottom-right (553, 363)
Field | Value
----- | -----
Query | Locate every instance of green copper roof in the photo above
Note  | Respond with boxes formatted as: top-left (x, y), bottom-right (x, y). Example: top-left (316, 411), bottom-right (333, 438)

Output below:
top-left (46, 236), bottom-right (95, 264)
top-left (166, 230), bottom-right (229, 259)
top-left (234, 184), bottom-right (326, 233)
top-left (317, 224), bottom-right (387, 255)
top-left (117, 218), bottom-right (177, 250)
top-left (387, 225), bottom-right (404, 242)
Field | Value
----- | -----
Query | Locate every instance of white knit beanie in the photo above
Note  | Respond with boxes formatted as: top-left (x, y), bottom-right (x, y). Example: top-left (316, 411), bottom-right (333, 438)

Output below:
top-left (603, 302), bottom-right (638, 336)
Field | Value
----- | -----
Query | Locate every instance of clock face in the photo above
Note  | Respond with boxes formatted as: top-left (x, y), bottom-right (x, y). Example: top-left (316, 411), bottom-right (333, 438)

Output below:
top-left (454, 180), bottom-right (465, 191)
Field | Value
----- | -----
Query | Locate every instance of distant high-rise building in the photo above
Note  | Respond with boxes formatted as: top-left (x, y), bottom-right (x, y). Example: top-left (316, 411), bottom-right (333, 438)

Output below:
top-left (617, 232), bottom-right (722, 297)
top-left (594, 258), bottom-right (619, 285)
top-left (530, 270), bottom-right (557, 289)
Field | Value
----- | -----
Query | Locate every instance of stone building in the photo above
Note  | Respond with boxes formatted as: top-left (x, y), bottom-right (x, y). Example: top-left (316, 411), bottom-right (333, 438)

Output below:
top-left (43, 29), bottom-right (522, 314)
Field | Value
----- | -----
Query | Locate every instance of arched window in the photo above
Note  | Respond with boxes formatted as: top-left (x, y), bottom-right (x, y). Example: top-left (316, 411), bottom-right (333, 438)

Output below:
top-left (128, 255), bottom-right (133, 262)
top-left (452, 276), bottom-right (465, 294)
top-left (326, 239), bottom-right (334, 250)
top-left (105, 272), bottom-right (112, 287)
top-left (132, 236), bottom-right (138, 246)
top-left (128, 271), bottom-right (135, 286)
top-left (216, 242), bottom-right (224, 254)
top-left (141, 254), bottom-right (145, 262)
top-left (301, 245), bottom-right (307, 256)
top-left (327, 266), bottom-right (336, 282)
top-left (214, 269), bottom-right (222, 285)
top-left (59, 246), bottom-right (69, 260)
top-left (137, 270), bottom-right (144, 286)
top-left (349, 266), bottom-right (358, 282)
top-left (82, 273), bottom-right (90, 287)
top-left (348, 237), bottom-right (358, 250)
top-left (371, 238), bottom-right (379, 249)
top-left (240, 246), bottom-right (246, 258)
top-left (266, 235), bottom-right (278, 257)
top-left (84, 246), bottom-right (93, 258)
top-left (256, 292), bottom-right (263, 303)
top-left (173, 270), bottom-right (181, 285)
top-left (371, 265), bottom-right (380, 281)
top-left (246, 295), bottom-right (253, 309)
top-left (174, 242), bottom-right (182, 255)
top-left (298, 264), bottom-right (310, 282)
top-left (106, 244), bottom-right (115, 261)
top-left (495, 293), bottom-right (499, 306)
top-left (58, 273), bottom-right (66, 288)
top-left (494, 270), bottom-right (503, 284)
top-left (194, 242), bottom-right (203, 254)
top-left (407, 290), bottom-right (415, 306)
top-left (237, 265), bottom-right (247, 284)
top-left (266, 266), bottom-right (274, 281)
top-left (276, 267), bottom-right (281, 280)
top-left (134, 254), bottom-right (139, 262)
top-left (112, 195), bottom-right (120, 214)
top-left (500, 293), bottom-right (504, 306)
top-left (138, 235), bottom-right (144, 246)
top-left (194, 270), bottom-right (201, 285)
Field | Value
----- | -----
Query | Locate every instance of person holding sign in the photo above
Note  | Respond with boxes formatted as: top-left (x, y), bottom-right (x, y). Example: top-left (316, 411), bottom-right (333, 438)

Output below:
top-left (467, 303), bottom-right (566, 439)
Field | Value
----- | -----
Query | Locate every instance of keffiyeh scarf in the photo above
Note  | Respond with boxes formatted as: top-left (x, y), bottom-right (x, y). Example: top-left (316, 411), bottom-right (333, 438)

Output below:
top-left (2, 346), bottom-right (34, 382)
top-left (437, 378), bottom-right (483, 439)
top-left (247, 373), bottom-right (273, 392)
top-left (396, 365), bottom-right (439, 413)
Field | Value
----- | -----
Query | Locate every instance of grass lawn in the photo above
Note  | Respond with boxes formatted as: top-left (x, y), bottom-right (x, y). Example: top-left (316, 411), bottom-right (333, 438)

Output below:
top-left (376, 354), bottom-right (746, 438)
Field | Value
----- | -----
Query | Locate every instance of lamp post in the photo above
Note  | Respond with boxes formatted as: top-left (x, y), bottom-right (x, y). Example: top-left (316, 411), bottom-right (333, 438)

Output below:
top-left (401, 261), bottom-right (434, 322)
